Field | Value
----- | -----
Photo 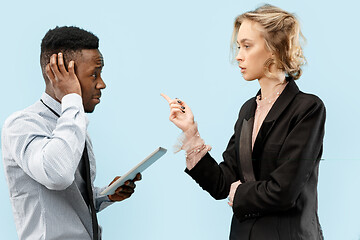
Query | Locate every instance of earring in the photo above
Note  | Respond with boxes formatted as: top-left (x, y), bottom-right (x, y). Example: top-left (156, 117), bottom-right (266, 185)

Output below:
top-left (264, 58), bottom-right (273, 69)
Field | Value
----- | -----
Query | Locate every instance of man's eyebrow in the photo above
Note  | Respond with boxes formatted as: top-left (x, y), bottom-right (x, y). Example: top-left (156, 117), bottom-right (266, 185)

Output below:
top-left (92, 63), bottom-right (103, 71)
top-left (95, 58), bottom-right (104, 67)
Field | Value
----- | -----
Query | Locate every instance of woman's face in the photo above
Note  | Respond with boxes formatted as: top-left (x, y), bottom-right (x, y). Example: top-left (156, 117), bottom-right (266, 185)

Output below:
top-left (235, 20), bottom-right (272, 81)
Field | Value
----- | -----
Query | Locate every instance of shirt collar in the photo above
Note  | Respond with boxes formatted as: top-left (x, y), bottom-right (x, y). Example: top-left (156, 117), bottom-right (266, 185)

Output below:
top-left (40, 92), bottom-right (61, 117)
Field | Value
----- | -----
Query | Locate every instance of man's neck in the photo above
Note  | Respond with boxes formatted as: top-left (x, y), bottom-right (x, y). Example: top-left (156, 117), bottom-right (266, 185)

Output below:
top-left (45, 85), bottom-right (61, 103)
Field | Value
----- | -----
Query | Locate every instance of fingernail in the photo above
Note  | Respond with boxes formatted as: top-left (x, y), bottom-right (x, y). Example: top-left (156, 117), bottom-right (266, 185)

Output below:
top-left (181, 110), bottom-right (185, 113)
top-left (181, 106), bottom-right (185, 109)
top-left (177, 100), bottom-right (182, 104)
top-left (58, 52), bottom-right (62, 56)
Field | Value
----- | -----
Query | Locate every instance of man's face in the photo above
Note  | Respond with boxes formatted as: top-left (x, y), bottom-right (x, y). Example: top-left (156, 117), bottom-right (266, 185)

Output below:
top-left (75, 49), bottom-right (106, 113)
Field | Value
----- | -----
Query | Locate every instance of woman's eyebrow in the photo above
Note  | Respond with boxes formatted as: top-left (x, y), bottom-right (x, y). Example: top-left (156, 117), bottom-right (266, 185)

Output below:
top-left (238, 38), bottom-right (253, 44)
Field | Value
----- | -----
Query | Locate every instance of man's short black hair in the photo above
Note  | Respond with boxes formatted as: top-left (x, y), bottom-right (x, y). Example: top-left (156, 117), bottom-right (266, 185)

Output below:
top-left (40, 26), bottom-right (99, 77)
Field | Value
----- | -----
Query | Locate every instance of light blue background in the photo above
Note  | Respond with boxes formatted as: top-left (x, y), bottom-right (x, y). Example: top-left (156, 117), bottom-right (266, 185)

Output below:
top-left (1, 0), bottom-right (359, 239)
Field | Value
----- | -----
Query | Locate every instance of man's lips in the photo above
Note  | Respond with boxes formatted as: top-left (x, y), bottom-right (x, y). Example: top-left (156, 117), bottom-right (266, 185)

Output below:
top-left (93, 94), bottom-right (101, 102)
top-left (93, 93), bottom-right (101, 99)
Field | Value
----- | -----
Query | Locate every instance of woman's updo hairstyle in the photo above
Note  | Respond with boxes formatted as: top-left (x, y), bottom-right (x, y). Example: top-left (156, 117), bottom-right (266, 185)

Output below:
top-left (232, 4), bottom-right (306, 80)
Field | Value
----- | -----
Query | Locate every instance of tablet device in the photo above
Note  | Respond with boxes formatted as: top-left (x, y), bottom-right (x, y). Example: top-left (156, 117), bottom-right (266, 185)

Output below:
top-left (100, 147), bottom-right (167, 196)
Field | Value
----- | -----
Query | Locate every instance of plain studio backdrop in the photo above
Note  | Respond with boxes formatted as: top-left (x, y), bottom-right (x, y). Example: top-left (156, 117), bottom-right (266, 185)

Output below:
top-left (0, 0), bottom-right (359, 239)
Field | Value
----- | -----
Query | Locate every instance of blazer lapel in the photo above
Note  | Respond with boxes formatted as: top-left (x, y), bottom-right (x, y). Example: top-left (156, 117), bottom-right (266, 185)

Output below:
top-left (239, 117), bottom-right (256, 182)
top-left (252, 78), bottom-right (300, 154)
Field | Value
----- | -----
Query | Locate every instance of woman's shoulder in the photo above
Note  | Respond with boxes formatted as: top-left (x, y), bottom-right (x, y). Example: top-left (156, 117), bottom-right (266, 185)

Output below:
top-left (295, 91), bottom-right (325, 109)
top-left (242, 96), bottom-right (257, 108)
top-left (287, 91), bottom-right (326, 121)
top-left (238, 96), bottom-right (257, 115)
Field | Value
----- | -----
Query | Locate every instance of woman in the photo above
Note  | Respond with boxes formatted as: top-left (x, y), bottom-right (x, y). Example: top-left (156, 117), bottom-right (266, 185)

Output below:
top-left (162, 4), bottom-right (325, 240)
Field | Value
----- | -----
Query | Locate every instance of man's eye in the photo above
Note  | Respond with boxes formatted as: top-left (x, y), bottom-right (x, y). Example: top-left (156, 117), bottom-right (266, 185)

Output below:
top-left (91, 73), bottom-right (97, 79)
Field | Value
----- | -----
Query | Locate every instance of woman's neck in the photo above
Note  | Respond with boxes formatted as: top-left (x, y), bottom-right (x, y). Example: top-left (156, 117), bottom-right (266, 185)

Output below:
top-left (258, 72), bottom-right (286, 99)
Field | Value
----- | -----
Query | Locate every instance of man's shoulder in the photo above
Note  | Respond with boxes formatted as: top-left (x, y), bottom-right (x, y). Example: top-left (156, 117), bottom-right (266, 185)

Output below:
top-left (2, 102), bottom-right (45, 136)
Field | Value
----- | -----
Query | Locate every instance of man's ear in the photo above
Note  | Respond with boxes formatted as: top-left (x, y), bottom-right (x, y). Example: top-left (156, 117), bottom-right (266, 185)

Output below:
top-left (42, 65), bottom-right (51, 83)
top-left (62, 52), bottom-right (70, 72)
top-left (63, 51), bottom-right (80, 75)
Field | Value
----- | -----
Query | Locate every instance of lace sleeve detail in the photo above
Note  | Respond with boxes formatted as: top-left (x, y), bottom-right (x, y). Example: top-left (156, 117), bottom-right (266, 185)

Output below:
top-left (173, 123), bottom-right (212, 170)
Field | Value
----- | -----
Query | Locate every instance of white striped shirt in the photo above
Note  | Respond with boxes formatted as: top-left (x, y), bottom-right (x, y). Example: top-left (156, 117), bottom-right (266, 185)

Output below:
top-left (1, 92), bottom-right (112, 239)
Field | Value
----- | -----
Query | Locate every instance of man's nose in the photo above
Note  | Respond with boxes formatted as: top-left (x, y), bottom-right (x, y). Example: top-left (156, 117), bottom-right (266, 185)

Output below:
top-left (96, 77), bottom-right (106, 89)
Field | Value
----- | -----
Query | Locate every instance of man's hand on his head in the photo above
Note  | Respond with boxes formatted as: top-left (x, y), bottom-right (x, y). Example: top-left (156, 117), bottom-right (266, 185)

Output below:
top-left (108, 173), bottom-right (142, 202)
top-left (45, 52), bottom-right (82, 101)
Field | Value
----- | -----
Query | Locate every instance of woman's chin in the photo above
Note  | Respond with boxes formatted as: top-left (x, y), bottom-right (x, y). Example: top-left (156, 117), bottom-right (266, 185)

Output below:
top-left (242, 75), bottom-right (256, 81)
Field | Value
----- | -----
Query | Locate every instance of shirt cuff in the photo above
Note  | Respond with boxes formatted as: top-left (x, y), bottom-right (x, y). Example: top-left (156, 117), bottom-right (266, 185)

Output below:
top-left (95, 186), bottom-right (114, 212)
top-left (61, 93), bottom-right (85, 114)
top-left (174, 123), bottom-right (212, 170)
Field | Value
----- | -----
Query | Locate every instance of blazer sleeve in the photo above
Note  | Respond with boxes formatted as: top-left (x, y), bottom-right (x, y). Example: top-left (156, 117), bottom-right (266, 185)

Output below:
top-left (232, 97), bottom-right (326, 220)
top-left (185, 122), bottom-right (240, 200)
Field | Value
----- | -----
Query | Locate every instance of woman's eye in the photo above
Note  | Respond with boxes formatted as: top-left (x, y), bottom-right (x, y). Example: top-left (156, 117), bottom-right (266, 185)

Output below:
top-left (237, 45), bottom-right (250, 49)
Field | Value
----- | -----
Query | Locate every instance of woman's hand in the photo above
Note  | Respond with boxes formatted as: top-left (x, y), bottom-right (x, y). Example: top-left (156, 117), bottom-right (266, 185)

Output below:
top-left (228, 180), bottom-right (242, 207)
top-left (161, 93), bottom-right (195, 132)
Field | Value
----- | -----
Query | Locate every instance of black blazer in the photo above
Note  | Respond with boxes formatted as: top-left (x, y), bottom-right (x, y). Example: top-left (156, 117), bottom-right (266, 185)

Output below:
top-left (186, 78), bottom-right (326, 240)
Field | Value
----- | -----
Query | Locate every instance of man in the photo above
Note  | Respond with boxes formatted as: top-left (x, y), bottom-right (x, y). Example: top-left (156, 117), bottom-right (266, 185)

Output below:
top-left (1, 26), bottom-right (141, 239)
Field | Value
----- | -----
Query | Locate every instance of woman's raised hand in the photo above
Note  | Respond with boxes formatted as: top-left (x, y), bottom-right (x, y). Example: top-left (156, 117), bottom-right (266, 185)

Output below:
top-left (161, 93), bottom-right (195, 132)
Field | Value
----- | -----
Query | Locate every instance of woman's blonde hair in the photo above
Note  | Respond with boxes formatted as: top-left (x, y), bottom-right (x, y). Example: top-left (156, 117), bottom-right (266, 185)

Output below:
top-left (232, 4), bottom-right (306, 80)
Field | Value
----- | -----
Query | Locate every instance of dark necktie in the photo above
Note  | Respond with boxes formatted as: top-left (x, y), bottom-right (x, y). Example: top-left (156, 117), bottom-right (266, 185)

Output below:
top-left (41, 99), bottom-right (99, 239)
top-left (82, 145), bottom-right (99, 240)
